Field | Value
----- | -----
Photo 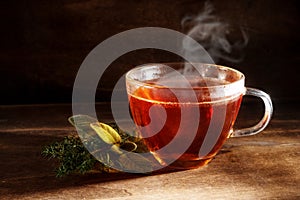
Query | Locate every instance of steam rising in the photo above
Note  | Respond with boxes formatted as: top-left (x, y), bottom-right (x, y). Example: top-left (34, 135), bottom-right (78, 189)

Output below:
top-left (182, 1), bottom-right (248, 64)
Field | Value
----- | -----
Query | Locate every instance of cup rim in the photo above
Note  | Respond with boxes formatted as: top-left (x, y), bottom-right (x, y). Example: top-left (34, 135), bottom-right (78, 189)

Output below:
top-left (126, 63), bottom-right (245, 90)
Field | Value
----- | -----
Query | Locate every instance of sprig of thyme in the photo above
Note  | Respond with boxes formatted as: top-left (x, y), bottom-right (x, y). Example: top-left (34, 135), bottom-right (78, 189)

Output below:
top-left (42, 136), bottom-right (104, 177)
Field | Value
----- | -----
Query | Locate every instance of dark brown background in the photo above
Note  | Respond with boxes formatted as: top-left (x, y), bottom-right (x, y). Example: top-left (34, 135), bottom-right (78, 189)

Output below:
top-left (1, 0), bottom-right (299, 105)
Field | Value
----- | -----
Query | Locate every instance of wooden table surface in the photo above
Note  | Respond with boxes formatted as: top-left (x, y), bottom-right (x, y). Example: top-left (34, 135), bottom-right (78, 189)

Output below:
top-left (0, 102), bottom-right (299, 199)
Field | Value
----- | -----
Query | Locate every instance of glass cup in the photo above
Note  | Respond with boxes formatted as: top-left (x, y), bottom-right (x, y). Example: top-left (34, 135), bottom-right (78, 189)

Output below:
top-left (126, 63), bottom-right (273, 169)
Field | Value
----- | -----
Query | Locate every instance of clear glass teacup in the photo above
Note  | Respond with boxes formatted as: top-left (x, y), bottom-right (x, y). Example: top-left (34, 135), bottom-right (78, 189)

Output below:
top-left (126, 63), bottom-right (273, 169)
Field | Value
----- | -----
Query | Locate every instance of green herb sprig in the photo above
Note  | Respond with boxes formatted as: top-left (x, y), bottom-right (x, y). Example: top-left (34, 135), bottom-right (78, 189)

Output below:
top-left (42, 136), bottom-right (102, 177)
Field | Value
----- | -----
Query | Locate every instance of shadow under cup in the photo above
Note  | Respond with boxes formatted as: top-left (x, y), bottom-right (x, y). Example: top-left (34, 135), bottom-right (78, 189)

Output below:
top-left (126, 63), bottom-right (271, 170)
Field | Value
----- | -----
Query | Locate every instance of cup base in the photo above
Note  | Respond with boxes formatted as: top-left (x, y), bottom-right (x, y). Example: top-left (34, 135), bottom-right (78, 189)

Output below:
top-left (152, 152), bottom-right (214, 170)
top-left (168, 157), bottom-right (213, 170)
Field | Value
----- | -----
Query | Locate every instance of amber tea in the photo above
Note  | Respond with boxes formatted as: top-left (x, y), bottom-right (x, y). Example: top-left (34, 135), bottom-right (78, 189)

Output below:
top-left (126, 63), bottom-right (272, 170)
top-left (129, 77), bottom-right (242, 168)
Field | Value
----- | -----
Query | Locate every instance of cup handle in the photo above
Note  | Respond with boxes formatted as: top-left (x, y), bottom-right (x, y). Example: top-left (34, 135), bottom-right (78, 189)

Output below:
top-left (231, 87), bottom-right (273, 137)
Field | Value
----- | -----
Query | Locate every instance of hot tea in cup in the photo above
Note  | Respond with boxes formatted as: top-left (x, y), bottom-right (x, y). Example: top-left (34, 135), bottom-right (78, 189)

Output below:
top-left (126, 63), bottom-right (272, 169)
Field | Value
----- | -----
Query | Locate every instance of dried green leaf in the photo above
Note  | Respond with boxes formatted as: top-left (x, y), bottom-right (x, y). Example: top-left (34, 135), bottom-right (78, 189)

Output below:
top-left (90, 122), bottom-right (122, 144)
top-left (119, 153), bottom-right (152, 173)
top-left (68, 115), bottom-right (99, 139)
top-left (111, 144), bottom-right (123, 155)
top-left (68, 115), bottom-right (98, 128)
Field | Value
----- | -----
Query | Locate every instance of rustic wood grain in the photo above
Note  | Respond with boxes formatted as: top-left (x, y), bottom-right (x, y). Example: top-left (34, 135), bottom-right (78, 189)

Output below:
top-left (0, 103), bottom-right (299, 199)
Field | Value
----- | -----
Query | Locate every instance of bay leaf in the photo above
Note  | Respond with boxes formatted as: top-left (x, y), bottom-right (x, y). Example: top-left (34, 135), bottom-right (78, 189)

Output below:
top-left (119, 153), bottom-right (152, 173)
top-left (90, 122), bottom-right (121, 144)
top-left (111, 144), bottom-right (123, 155)
top-left (68, 115), bottom-right (98, 129)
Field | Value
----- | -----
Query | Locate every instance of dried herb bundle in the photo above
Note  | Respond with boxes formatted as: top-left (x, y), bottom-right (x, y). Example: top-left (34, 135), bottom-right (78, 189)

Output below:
top-left (42, 115), bottom-right (151, 177)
